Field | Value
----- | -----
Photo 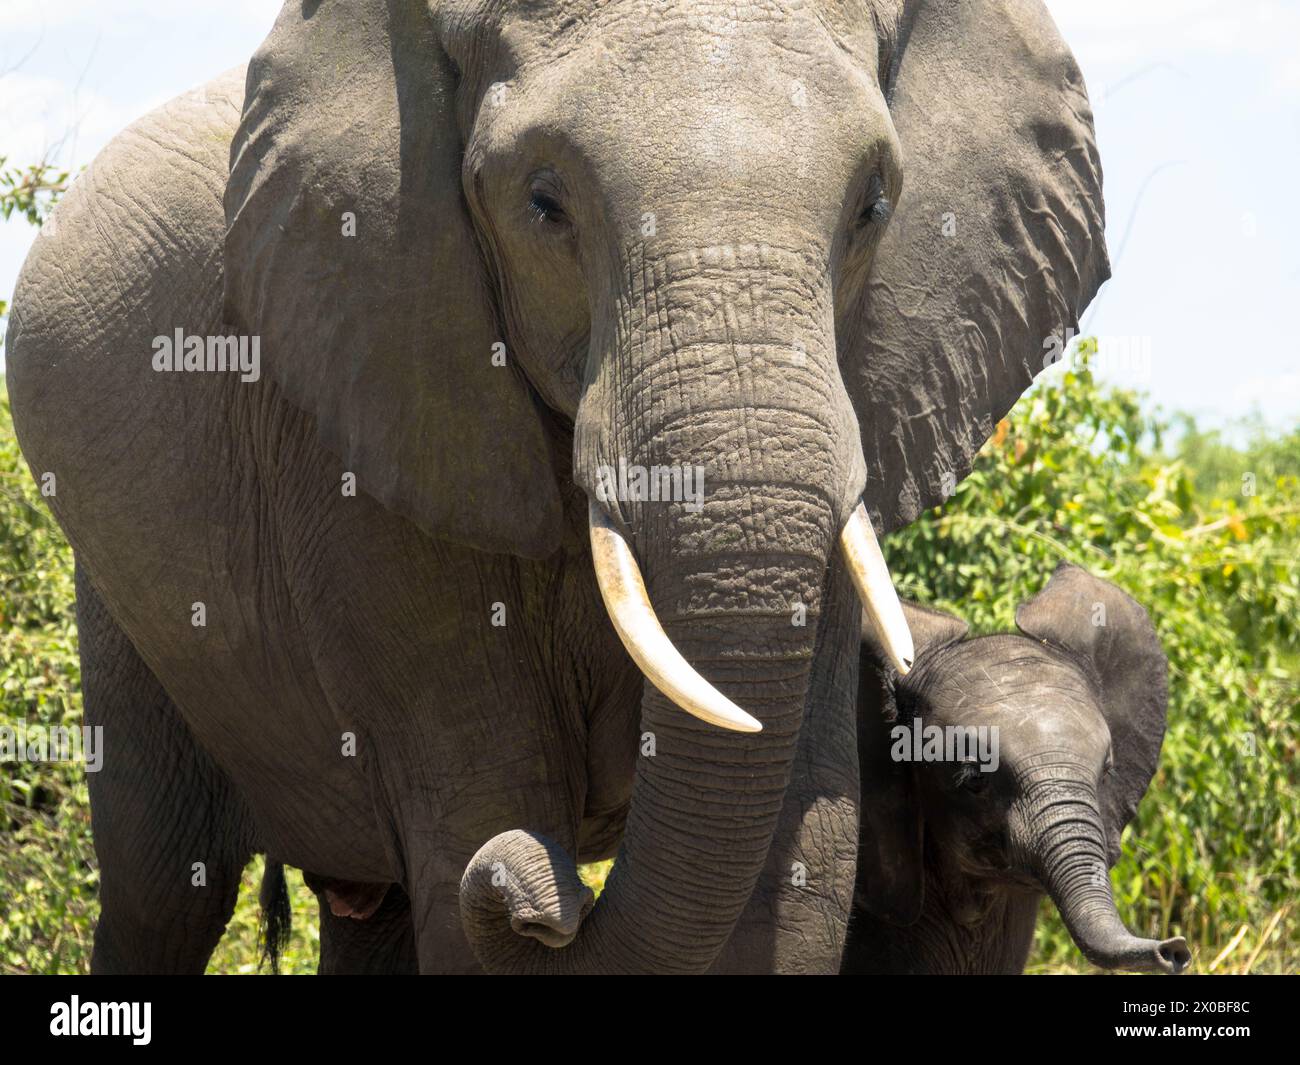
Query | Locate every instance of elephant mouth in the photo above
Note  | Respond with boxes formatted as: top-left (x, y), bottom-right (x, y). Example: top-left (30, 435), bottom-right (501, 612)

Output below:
top-left (588, 499), bottom-right (913, 732)
top-left (960, 846), bottom-right (1029, 888)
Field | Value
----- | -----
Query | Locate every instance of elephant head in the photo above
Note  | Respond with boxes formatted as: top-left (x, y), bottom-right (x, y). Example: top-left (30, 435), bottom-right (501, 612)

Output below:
top-left (856, 564), bottom-right (1190, 974)
top-left (222, 1), bottom-right (1107, 973)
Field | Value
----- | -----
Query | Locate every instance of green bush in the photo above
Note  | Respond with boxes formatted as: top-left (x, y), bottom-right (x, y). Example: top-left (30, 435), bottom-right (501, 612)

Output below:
top-left (1, 391), bottom-right (93, 972)
top-left (1, 345), bottom-right (1296, 973)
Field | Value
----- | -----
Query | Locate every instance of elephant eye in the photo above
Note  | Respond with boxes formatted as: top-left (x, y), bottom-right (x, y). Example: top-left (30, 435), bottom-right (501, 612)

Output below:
top-left (859, 197), bottom-right (892, 227)
top-left (856, 174), bottom-right (892, 229)
top-left (527, 181), bottom-right (569, 228)
top-left (955, 762), bottom-right (988, 794)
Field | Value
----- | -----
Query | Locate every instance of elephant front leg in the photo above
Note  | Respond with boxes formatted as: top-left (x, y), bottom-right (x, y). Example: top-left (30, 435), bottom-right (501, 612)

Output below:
top-left (77, 564), bottom-right (254, 974)
top-left (709, 565), bottom-right (862, 974)
top-left (310, 879), bottom-right (419, 975)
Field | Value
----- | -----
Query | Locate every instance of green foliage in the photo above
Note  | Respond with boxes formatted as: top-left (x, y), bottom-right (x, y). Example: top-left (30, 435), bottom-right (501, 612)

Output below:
top-left (1, 169), bottom-right (97, 969)
top-left (885, 340), bottom-right (1299, 973)
top-left (1, 338), bottom-right (1295, 973)
top-left (0, 157), bottom-right (72, 357)
top-left (1172, 412), bottom-right (1300, 501)
top-left (0, 157), bottom-right (70, 227)
top-left (206, 859), bottom-right (319, 976)
top-left (1, 390), bottom-right (97, 972)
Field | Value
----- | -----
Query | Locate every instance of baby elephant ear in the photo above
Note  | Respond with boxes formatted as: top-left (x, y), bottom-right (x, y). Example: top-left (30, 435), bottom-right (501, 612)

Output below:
top-left (224, 2), bottom-right (563, 558)
top-left (844, 0), bottom-right (1108, 532)
top-left (1015, 564), bottom-right (1169, 864)
top-left (855, 601), bottom-right (965, 925)
top-left (856, 648), bottom-right (925, 927)
top-left (861, 601), bottom-right (967, 668)
top-left (904, 602), bottom-right (968, 657)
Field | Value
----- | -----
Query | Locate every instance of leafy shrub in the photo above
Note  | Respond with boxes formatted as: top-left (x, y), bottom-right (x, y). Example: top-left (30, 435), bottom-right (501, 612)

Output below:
top-left (1, 391), bottom-right (98, 972)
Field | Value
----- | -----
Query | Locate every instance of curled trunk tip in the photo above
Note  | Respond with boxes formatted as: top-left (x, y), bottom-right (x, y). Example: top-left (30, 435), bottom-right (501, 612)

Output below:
top-left (1029, 782), bottom-right (1190, 975)
top-left (460, 830), bottom-right (596, 970)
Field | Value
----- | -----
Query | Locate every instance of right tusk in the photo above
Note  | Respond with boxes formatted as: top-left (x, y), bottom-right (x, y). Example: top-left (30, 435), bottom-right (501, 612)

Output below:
top-left (588, 500), bottom-right (763, 734)
top-left (840, 502), bottom-right (914, 675)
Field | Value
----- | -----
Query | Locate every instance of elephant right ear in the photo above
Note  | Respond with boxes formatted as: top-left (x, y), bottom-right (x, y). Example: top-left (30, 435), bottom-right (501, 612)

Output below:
top-left (224, 1), bottom-right (563, 558)
top-left (844, 0), bottom-right (1108, 532)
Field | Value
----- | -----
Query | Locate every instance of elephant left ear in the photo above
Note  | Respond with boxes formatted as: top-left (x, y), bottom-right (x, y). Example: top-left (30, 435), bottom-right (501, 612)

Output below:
top-left (844, 0), bottom-right (1108, 532)
top-left (223, 1), bottom-right (564, 559)
top-left (1015, 564), bottom-right (1169, 864)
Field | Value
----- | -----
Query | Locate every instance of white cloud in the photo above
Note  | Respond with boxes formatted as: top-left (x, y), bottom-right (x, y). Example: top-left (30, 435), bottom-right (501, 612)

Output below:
top-left (0, 71), bottom-right (133, 165)
top-left (1047, 0), bottom-right (1300, 66)
top-left (1234, 370), bottom-right (1300, 411)
top-left (1046, 0), bottom-right (1300, 107)
top-left (0, 0), bottom-right (282, 32)
top-left (1270, 57), bottom-right (1300, 98)
top-left (1048, 0), bottom-right (1274, 33)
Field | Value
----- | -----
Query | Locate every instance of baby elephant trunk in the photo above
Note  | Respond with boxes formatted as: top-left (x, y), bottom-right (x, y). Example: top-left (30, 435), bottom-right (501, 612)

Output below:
top-left (1024, 776), bottom-right (1190, 974)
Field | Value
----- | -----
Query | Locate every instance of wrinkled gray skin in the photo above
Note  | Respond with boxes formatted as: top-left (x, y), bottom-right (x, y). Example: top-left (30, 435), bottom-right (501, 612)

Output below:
top-left (843, 565), bottom-right (1191, 975)
top-left (5, 0), bottom-right (1107, 973)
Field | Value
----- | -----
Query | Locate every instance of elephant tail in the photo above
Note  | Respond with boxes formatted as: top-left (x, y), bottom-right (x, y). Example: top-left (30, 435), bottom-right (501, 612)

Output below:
top-left (258, 861), bottom-right (292, 974)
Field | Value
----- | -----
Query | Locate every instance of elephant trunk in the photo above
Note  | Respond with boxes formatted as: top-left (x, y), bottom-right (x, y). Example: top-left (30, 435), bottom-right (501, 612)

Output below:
top-left (459, 239), bottom-right (874, 972)
top-left (1023, 772), bottom-right (1189, 974)
top-left (460, 476), bottom-right (836, 972)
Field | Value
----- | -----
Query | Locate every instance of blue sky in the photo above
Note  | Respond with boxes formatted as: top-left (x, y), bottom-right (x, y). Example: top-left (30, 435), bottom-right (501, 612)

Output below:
top-left (2, 0), bottom-right (1297, 433)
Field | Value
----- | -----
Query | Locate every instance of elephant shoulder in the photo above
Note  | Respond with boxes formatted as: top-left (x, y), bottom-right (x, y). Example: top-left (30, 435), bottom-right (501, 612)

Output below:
top-left (6, 66), bottom-right (244, 397)
top-left (5, 67), bottom-right (247, 502)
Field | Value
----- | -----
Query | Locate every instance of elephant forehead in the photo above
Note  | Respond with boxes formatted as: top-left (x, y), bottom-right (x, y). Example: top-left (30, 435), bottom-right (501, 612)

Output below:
top-left (455, 0), bottom-right (893, 197)
top-left (456, 0), bottom-right (880, 69)
top-left (920, 638), bottom-right (1110, 755)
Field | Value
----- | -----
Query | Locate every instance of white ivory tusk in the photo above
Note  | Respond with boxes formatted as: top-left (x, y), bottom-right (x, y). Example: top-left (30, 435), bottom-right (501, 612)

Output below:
top-left (588, 501), bottom-right (763, 733)
top-left (840, 502), bottom-right (914, 675)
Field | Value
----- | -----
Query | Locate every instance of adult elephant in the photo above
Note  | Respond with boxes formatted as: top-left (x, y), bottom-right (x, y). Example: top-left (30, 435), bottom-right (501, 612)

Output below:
top-left (5, 0), bottom-right (1107, 974)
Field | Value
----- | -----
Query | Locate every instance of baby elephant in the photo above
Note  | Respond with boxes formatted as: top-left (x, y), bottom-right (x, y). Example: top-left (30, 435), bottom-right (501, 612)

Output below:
top-left (843, 563), bottom-right (1190, 975)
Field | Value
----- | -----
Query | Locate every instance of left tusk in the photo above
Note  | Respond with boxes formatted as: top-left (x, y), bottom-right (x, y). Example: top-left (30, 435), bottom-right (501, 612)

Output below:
top-left (588, 501), bottom-right (763, 733)
top-left (840, 502), bottom-right (914, 675)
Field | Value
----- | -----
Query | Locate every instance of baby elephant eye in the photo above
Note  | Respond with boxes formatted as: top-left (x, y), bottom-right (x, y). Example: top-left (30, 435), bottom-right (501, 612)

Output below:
top-left (955, 763), bottom-right (988, 794)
